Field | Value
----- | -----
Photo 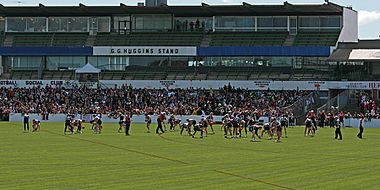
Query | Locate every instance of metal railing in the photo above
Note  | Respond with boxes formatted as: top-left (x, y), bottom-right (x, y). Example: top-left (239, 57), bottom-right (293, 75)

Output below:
top-left (283, 92), bottom-right (321, 124)
top-left (317, 90), bottom-right (349, 113)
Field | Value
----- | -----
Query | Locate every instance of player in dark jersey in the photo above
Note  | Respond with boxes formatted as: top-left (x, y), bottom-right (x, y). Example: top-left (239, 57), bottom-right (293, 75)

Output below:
top-left (357, 115), bottom-right (364, 139)
top-left (335, 119), bottom-right (342, 140)
top-left (64, 114), bottom-right (74, 135)
top-left (280, 115), bottom-right (288, 138)
top-left (242, 112), bottom-right (251, 138)
top-left (261, 121), bottom-right (273, 140)
top-left (206, 112), bottom-right (215, 135)
top-left (23, 112), bottom-right (30, 132)
top-left (145, 113), bottom-right (152, 133)
top-left (71, 119), bottom-right (83, 134)
top-left (156, 113), bottom-right (165, 134)
top-left (193, 119), bottom-right (205, 138)
top-left (232, 114), bottom-right (240, 138)
top-left (248, 119), bottom-right (261, 142)
top-left (180, 119), bottom-right (195, 137)
top-left (168, 115), bottom-right (176, 131)
top-left (32, 119), bottom-right (40, 132)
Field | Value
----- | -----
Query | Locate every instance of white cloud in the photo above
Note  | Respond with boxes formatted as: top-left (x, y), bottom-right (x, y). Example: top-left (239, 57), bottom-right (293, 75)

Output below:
top-left (358, 10), bottom-right (380, 26)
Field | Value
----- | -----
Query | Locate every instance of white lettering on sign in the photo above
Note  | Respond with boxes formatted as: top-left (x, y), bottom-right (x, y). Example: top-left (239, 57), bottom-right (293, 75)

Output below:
top-left (93, 46), bottom-right (197, 56)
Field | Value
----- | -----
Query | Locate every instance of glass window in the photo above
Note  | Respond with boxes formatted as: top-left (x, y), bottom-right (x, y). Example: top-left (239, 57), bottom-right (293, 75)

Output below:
top-left (97, 17), bottom-right (110, 32)
top-left (68, 17), bottom-right (88, 32)
top-left (26, 17), bottom-right (47, 32)
top-left (320, 16), bottom-right (341, 28)
top-left (299, 16), bottom-right (320, 27)
top-left (72, 57), bottom-right (86, 68)
top-left (48, 17), bottom-right (69, 32)
top-left (7, 17), bottom-right (27, 32)
top-left (113, 16), bottom-right (130, 32)
top-left (200, 56), bottom-right (324, 67)
top-left (257, 16), bottom-right (287, 31)
top-left (175, 17), bottom-right (213, 32)
top-left (215, 16), bottom-right (255, 31)
top-left (46, 56), bottom-right (85, 70)
top-left (257, 17), bottom-right (273, 28)
top-left (7, 56), bottom-right (43, 68)
top-left (97, 57), bottom-right (110, 68)
top-left (48, 17), bottom-right (88, 32)
top-left (132, 14), bottom-right (172, 32)
top-left (273, 17), bottom-right (287, 27)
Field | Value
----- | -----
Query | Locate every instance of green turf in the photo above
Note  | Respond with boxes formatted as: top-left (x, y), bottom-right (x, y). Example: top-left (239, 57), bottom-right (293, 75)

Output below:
top-left (0, 122), bottom-right (379, 190)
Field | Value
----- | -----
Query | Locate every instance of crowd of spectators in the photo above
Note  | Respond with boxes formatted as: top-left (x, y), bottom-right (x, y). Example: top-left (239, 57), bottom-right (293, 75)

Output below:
top-left (356, 92), bottom-right (379, 116)
top-left (0, 85), bottom-right (310, 119)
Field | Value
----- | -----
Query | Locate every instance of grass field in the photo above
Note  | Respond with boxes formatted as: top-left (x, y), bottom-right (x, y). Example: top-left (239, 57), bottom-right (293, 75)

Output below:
top-left (1, 122), bottom-right (379, 190)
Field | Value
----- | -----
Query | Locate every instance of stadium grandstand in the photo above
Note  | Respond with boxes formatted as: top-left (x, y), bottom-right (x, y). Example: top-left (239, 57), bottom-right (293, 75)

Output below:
top-left (0, 1), bottom-right (362, 81)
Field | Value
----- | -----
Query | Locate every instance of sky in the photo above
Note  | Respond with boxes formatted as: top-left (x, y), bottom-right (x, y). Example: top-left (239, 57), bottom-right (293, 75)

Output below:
top-left (2, 0), bottom-right (380, 39)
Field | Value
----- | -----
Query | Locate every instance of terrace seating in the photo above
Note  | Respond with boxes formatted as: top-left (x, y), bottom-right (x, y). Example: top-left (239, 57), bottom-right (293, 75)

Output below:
top-left (294, 31), bottom-right (340, 46)
top-left (12, 33), bottom-right (52, 46)
top-left (10, 32), bottom-right (89, 47)
top-left (52, 33), bottom-right (88, 46)
top-left (10, 69), bottom-right (39, 79)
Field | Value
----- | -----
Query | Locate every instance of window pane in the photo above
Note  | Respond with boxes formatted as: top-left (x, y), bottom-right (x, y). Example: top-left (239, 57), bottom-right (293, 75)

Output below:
top-left (132, 14), bottom-right (172, 31)
top-left (97, 17), bottom-right (110, 32)
top-left (273, 17), bottom-right (287, 27)
top-left (68, 17), bottom-right (88, 32)
top-left (257, 17), bottom-right (273, 27)
top-left (175, 17), bottom-right (213, 32)
top-left (320, 16), bottom-right (341, 27)
top-left (72, 57), bottom-right (85, 68)
top-left (299, 16), bottom-right (319, 27)
top-left (48, 17), bottom-right (88, 32)
top-left (26, 17), bottom-right (46, 32)
top-left (48, 17), bottom-right (69, 32)
top-left (7, 17), bottom-right (27, 32)
top-left (215, 16), bottom-right (255, 31)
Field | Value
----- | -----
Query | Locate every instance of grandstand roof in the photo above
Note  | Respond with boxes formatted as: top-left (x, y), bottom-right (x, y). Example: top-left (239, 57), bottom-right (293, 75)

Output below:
top-left (329, 40), bottom-right (380, 61)
top-left (0, 2), bottom-right (344, 17)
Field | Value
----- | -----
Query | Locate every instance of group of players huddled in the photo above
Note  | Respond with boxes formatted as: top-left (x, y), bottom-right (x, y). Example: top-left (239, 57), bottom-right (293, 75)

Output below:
top-left (22, 108), bottom-right (365, 142)
top-left (221, 112), bottom-right (289, 143)
top-left (143, 111), bottom-right (292, 143)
